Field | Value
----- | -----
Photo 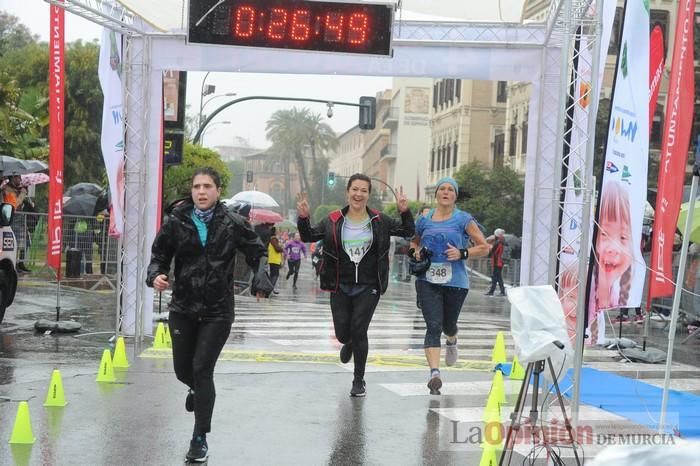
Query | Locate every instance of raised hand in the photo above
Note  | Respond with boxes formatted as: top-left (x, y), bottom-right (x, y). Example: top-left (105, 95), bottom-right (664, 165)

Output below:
top-left (296, 192), bottom-right (310, 218)
top-left (396, 185), bottom-right (409, 213)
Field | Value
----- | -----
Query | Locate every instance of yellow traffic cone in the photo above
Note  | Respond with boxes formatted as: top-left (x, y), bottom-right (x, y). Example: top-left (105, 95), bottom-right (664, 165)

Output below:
top-left (164, 324), bottom-right (172, 348)
top-left (491, 370), bottom-right (507, 405)
top-left (43, 369), bottom-right (68, 407)
top-left (479, 443), bottom-right (498, 466)
top-left (510, 355), bottom-right (525, 380)
top-left (8, 401), bottom-right (35, 444)
top-left (482, 389), bottom-right (501, 424)
top-left (112, 337), bottom-right (130, 369)
top-left (96, 349), bottom-right (116, 383)
top-left (152, 322), bottom-right (168, 349)
top-left (491, 331), bottom-right (507, 365)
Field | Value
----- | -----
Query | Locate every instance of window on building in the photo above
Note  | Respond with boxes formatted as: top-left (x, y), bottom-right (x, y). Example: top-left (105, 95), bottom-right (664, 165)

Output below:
top-left (609, 7), bottom-right (623, 55)
top-left (433, 83), bottom-right (438, 111)
top-left (431, 148), bottom-right (435, 172)
top-left (439, 81), bottom-right (445, 109)
top-left (650, 10), bottom-right (669, 56)
top-left (521, 121), bottom-right (528, 154)
top-left (496, 81), bottom-right (507, 103)
top-left (509, 124), bottom-right (517, 156)
top-left (447, 79), bottom-right (454, 105)
top-left (494, 133), bottom-right (505, 160)
top-left (456, 79), bottom-right (461, 102)
top-left (453, 141), bottom-right (458, 167)
top-left (442, 146), bottom-right (447, 170)
top-left (446, 144), bottom-right (451, 168)
top-left (650, 104), bottom-right (664, 150)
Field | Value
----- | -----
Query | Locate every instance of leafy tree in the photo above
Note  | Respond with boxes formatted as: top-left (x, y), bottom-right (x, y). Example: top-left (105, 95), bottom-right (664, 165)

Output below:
top-left (383, 200), bottom-right (425, 218)
top-left (163, 143), bottom-right (229, 204)
top-left (452, 162), bottom-right (524, 237)
top-left (265, 107), bottom-right (337, 212)
top-left (0, 12), bottom-right (37, 57)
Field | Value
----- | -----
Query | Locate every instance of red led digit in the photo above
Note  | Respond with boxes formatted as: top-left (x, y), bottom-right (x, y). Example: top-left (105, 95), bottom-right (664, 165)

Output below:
top-left (234, 6), bottom-right (255, 38)
top-left (347, 13), bottom-right (369, 45)
top-left (290, 9), bottom-right (311, 41)
top-left (324, 12), bottom-right (344, 42)
top-left (267, 8), bottom-right (287, 40)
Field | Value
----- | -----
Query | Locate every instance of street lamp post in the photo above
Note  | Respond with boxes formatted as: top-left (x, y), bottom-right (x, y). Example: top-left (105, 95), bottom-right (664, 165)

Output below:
top-left (199, 72), bottom-right (215, 128)
top-left (200, 120), bottom-right (231, 145)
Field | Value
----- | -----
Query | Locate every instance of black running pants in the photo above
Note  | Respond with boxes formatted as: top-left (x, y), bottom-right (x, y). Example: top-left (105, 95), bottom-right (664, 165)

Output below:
top-left (330, 285), bottom-right (380, 381)
top-left (168, 311), bottom-right (231, 436)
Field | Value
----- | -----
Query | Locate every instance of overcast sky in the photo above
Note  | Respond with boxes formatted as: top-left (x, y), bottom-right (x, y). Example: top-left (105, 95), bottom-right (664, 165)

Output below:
top-left (3, 1), bottom-right (391, 150)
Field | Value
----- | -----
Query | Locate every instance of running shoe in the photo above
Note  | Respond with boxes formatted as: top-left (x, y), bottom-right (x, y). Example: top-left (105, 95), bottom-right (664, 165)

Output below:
top-left (427, 376), bottom-right (442, 395)
top-left (445, 339), bottom-right (458, 367)
top-left (186, 436), bottom-right (208, 462)
top-left (185, 389), bottom-right (194, 412)
top-left (350, 380), bottom-right (366, 397)
top-left (634, 315), bottom-right (644, 324)
top-left (340, 343), bottom-right (353, 364)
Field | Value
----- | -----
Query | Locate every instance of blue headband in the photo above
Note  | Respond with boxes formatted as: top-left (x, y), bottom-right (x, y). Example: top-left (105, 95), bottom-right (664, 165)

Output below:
top-left (435, 177), bottom-right (459, 195)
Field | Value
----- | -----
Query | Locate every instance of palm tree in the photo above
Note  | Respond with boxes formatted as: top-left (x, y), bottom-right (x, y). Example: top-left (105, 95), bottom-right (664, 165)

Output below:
top-left (265, 107), bottom-right (338, 212)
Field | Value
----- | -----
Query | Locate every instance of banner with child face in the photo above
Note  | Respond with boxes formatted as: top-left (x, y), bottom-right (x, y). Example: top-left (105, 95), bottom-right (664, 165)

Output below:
top-left (587, 0), bottom-right (649, 344)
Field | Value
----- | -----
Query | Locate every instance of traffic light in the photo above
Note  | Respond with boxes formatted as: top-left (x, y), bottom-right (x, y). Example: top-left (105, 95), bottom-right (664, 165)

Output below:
top-left (359, 96), bottom-right (376, 130)
top-left (246, 170), bottom-right (253, 183)
top-left (327, 171), bottom-right (336, 187)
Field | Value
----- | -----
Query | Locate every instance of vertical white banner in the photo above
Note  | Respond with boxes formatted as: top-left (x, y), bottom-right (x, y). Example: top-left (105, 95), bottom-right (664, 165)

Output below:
top-left (98, 28), bottom-right (125, 237)
top-left (559, 0), bottom-right (617, 344)
top-left (588, 0), bottom-right (649, 343)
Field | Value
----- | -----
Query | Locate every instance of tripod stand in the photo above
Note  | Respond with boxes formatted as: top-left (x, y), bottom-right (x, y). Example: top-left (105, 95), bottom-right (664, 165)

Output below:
top-left (499, 357), bottom-right (581, 466)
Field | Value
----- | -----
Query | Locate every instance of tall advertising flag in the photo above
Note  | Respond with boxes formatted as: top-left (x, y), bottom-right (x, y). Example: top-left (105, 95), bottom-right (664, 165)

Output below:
top-left (648, 26), bottom-right (665, 132)
top-left (648, 0), bottom-right (696, 303)
top-left (47, 2), bottom-right (65, 276)
top-left (557, 0), bottom-right (617, 345)
top-left (98, 27), bottom-right (125, 237)
top-left (587, 0), bottom-right (649, 344)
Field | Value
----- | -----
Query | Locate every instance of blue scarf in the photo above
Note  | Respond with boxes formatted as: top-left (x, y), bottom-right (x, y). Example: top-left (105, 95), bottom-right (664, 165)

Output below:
top-left (193, 206), bottom-right (215, 224)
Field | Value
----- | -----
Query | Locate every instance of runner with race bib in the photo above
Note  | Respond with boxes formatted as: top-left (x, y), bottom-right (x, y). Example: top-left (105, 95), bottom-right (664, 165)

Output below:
top-left (410, 176), bottom-right (489, 395)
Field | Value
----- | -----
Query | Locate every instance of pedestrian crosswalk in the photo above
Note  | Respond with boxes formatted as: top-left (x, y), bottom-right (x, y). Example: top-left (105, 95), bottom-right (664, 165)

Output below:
top-left (226, 292), bottom-right (700, 395)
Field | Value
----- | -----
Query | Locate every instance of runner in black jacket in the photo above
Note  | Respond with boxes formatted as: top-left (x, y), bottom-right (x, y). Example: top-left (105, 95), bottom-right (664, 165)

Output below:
top-left (297, 173), bottom-right (414, 397)
top-left (146, 167), bottom-right (267, 463)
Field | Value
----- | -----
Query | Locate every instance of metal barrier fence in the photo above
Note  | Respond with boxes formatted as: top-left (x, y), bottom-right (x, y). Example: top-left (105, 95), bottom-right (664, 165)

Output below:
top-left (468, 257), bottom-right (521, 287)
top-left (13, 212), bottom-right (119, 281)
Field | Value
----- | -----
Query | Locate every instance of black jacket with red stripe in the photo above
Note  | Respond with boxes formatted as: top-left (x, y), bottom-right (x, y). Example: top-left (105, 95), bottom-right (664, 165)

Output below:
top-left (297, 206), bottom-right (414, 294)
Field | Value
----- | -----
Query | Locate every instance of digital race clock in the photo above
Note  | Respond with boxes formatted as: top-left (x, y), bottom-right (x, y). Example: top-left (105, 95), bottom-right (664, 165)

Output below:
top-left (188, 0), bottom-right (394, 56)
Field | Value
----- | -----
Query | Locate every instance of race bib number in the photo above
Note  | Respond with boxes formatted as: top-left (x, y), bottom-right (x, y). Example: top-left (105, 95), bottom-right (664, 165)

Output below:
top-left (345, 245), bottom-right (369, 264)
top-left (2, 232), bottom-right (14, 251)
top-left (427, 262), bottom-right (451, 284)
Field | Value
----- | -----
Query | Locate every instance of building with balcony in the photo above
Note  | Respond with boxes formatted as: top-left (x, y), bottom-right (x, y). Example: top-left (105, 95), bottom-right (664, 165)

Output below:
top-left (507, 0), bottom-right (700, 174)
top-left (426, 79), bottom-right (508, 197)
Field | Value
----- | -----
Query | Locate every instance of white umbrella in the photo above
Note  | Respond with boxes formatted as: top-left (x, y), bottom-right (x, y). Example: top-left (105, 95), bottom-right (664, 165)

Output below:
top-left (230, 190), bottom-right (280, 208)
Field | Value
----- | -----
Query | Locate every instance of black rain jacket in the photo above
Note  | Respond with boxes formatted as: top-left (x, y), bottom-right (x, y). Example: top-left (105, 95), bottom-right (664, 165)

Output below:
top-left (297, 206), bottom-right (414, 295)
top-left (146, 199), bottom-right (266, 321)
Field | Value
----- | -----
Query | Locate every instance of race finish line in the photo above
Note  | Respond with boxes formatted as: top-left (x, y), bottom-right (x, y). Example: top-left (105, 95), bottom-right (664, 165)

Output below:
top-left (139, 348), bottom-right (494, 371)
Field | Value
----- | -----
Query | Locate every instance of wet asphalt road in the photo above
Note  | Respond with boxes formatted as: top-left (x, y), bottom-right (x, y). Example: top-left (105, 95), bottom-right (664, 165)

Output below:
top-left (1, 261), bottom-right (699, 465)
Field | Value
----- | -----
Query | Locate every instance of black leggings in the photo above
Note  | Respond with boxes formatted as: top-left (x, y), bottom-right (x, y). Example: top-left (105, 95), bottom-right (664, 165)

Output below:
top-left (286, 259), bottom-right (301, 285)
top-left (330, 285), bottom-right (380, 381)
top-left (269, 263), bottom-right (281, 287)
top-left (168, 311), bottom-right (231, 436)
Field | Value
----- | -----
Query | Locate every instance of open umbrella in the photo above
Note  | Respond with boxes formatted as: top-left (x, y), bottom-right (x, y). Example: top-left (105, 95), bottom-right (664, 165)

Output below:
top-left (230, 191), bottom-right (280, 208)
top-left (65, 182), bottom-right (104, 198)
top-left (64, 193), bottom-right (100, 216)
top-left (22, 160), bottom-right (48, 173)
top-left (677, 202), bottom-right (700, 244)
top-left (249, 208), bottom-right (283, 224)
top-left (0, 155), bottom-right (31, 176)
top-left (0, 172), bottom-right (49, 188)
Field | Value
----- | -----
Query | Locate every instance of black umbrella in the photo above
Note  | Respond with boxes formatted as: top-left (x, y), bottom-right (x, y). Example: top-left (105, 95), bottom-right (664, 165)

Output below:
top-left (0, 155), bottom-right (31, 176)
top-left (22, 160), bottom-right (48, 173)
top-left (64, 193), bottom-right (100, 216)
top-left (65, 182), bottom-right (104, 198)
